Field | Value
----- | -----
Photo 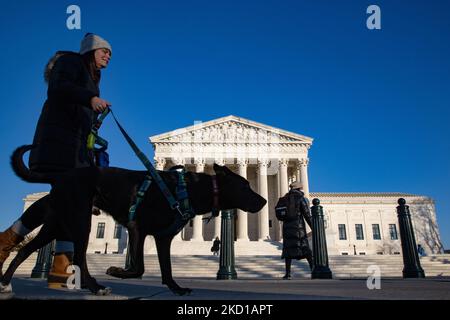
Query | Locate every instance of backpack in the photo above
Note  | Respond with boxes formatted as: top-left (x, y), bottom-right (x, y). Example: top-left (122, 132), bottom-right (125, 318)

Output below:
top-left (275, 192), bottom-right (299, 222)
top-left (94, 147), bottom-right (110, 167)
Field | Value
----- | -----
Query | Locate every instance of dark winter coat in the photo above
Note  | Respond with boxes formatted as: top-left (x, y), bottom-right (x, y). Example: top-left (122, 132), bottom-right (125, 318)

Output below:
top-left (211, 239), bottom-right (220, 252)
top-left (281, 189), bottom-right (313, 260)
top-left (28, 51), bottom-right (98, 172)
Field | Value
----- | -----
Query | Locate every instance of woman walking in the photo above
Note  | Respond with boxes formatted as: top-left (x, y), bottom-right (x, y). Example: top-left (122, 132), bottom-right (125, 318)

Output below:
top-left (0, 33), bottom-right (112, 288)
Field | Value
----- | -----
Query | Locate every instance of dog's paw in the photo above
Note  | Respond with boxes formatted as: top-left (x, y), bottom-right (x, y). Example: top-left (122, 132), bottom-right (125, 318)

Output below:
top-left (0, 283), bottom-right (12, 294)
top-left (171, 287), bottom-right (192, 296)
top-left (95, 286), bottom-right (112, 296)
top-left (106, 266), bottom-right (124, 278)
top-left (183, 288), bottom-right (193, 296)
top-left (106, 266), bottom-right (142, 279)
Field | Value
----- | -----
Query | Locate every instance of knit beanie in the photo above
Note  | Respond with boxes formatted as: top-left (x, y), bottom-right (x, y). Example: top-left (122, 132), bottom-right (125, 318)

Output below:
top-left (79, 33), bottom-right (112, 55)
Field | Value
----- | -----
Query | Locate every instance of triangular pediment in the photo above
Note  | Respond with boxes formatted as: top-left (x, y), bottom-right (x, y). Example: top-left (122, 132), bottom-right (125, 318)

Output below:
top-left (150, 115), bottom-right (313, 145)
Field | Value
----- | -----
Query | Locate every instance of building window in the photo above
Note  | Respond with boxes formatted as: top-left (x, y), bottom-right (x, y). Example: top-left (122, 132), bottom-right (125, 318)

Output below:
top-left (338, 224), bottom-right (347, 240)
top-left (389, 224), bottom-right (398, 240)
top-left (96, 222), bottom-right (105, 239)
top-left (359, 252), bottom-right (366, 255)
top-left (372, 224), bottom-right (381, 240)
top-left (94, 251), bottom-right (101, 254)
top-left (341, 252), bottom-right (349, 255)
top-left (189, 220), bottom-right (193, 227)
top-left (355, 224), bottom-right (364, 240)
top-left (114, 223), bottom-right (122, 239)
top-left (269, 220), bottom-right (272, 228)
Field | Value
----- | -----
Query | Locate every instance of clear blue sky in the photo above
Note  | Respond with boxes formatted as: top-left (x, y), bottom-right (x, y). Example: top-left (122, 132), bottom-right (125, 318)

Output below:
top-left (0, 1), bottom-right (449, 248)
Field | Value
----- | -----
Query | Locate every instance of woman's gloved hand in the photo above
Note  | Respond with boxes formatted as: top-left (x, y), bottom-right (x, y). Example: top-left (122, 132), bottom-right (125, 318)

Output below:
top-left (90, 96), bottom-right (111, 112)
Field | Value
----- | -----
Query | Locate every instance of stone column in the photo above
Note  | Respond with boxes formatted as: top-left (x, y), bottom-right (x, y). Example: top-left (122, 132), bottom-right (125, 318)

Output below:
top-left (236, 159), bottom-right (249, 241)
top-left (191, 159), bottom-right (205, 241)
top-left (278, 159), bottom-right (289, 241)
top-left (297, 158), bottom-right (310, 198)
top-left (172, 158), bottom-right (185, 241)
top-left (257, 159), bottom-right (270, 241)
top-left (213, 158), bottom-right (226, 239)
top-left (279, 159), bottom-right (289, 197)
top-left (295, 162), bottom-right (301, 186)
top-left (213, 217), bottom-right (221, 239)
top-left (155, 157), bottom-right (166, 170)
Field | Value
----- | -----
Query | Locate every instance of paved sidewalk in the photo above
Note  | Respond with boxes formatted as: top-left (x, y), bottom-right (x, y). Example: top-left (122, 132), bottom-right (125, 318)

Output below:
top-left (1, 276), bottom-right (450, 300)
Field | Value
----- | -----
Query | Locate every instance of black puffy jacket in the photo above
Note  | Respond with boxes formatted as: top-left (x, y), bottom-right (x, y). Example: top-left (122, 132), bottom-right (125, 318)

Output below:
top-left (29, 51), bottom-right (99, 172)
top-left (281, 190), bottom-right (313, 260)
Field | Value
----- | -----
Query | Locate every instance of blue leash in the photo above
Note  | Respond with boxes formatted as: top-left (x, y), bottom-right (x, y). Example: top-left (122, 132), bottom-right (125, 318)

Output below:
top-left (103, 108), bottom-right (195, 225)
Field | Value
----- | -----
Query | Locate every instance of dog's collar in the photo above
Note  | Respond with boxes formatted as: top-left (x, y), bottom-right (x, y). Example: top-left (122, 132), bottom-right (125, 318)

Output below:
top-left (212, 175), bottom-right (220, 214)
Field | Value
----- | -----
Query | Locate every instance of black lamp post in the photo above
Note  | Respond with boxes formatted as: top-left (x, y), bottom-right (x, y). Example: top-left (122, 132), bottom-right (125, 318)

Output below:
top-left (397, 198), bottom-right (425, 278)
top-left (216, 209), bottom-right (237, 280)
top-left (31, 240), bottom-right (55, 279)
top-left (311, 198), bottom-right (332, 279)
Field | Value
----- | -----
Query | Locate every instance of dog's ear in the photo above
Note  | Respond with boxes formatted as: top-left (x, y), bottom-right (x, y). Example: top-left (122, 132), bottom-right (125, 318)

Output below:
top-left (213, 163), bottom-right (233, 176)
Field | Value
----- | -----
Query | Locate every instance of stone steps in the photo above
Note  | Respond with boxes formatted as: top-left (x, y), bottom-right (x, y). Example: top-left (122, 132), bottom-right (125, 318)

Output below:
top-left (4, 253), bottom-right (450, 278)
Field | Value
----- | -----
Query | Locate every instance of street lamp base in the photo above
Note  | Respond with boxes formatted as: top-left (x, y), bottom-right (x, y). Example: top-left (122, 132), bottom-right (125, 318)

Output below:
top-left (403, 268), bottom-right (425, 278)
top-left (217, 268), bottom-right (237, 280)
top-left (312, 266), bottom-right (333, 279)
top-left (30, 269), bottom-right (49, 279)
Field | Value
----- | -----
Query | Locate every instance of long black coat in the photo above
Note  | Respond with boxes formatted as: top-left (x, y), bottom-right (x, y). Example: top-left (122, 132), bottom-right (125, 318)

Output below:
top-left (211, 239), bottom-right (220, 252)
top-left (281, 190), bottom-right (313, 260)
top-left (29, 51), bottom-right (98, 172)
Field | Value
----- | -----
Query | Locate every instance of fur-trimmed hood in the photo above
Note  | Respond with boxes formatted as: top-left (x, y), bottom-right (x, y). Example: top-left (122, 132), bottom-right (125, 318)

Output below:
top-left (44, 51), bottom-right (80, 83)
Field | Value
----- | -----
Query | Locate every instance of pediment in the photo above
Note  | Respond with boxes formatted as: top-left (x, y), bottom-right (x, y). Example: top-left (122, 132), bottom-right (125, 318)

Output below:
top-left (150, 115), bottom-right (313, 145)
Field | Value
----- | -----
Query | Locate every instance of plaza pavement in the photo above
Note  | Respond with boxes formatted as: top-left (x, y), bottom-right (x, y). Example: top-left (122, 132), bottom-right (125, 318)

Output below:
top-left (1, 275), bottom-right (449, 300)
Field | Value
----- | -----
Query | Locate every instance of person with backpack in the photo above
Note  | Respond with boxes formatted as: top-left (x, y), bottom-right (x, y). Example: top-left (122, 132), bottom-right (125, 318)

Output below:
top-left (0, 33), bottom-right (112, 288)
top-left (417, 244), bottom-right (426, 257)
top-left (275, 181), bottom-right (313, 279)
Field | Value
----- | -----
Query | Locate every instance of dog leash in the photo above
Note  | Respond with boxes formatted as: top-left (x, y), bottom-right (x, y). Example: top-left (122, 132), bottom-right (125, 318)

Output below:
top-left (87, 109), bottom-right (110, 150)
top-left (108, 108), bottom-right (180, 210)
top-left (106, 108), bottom-right (199, 231)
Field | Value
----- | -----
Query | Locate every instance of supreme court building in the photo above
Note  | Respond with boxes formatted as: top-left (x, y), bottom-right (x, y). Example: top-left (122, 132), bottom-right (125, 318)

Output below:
top-left (24, 115), bottom-right (445, 256)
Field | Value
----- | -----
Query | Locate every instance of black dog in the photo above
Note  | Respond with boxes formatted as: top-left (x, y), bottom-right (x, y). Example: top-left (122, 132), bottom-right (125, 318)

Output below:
top-left (1, 145), bottom-right (266, 295)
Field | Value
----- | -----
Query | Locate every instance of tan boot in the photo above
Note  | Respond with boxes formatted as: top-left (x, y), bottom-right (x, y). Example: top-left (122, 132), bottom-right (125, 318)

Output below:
top-left (0, 227), bottom-right (24, 265)
top-left (47, 252), bottom-right (73, 289)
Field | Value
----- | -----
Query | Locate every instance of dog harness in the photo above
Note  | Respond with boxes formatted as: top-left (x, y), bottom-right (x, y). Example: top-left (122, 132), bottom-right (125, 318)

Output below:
top-left (102, 108), bottom-right (202, 237)
top-left (203, 175), bottom-right (221, 223)
top-left (172, 167), bottom-right (195, 221)
top-left (127, 169), bottom-right (199, 237)
top-left (128, 175), bottom-right (152, 222)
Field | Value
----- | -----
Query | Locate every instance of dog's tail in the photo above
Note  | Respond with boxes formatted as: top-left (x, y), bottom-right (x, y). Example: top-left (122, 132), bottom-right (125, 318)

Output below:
top-left (11, 145), bottom-right (57, 184)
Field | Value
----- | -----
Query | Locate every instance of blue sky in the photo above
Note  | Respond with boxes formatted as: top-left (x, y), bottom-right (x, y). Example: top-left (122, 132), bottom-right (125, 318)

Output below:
top-left (0, 0), bottom-right (449, 248)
